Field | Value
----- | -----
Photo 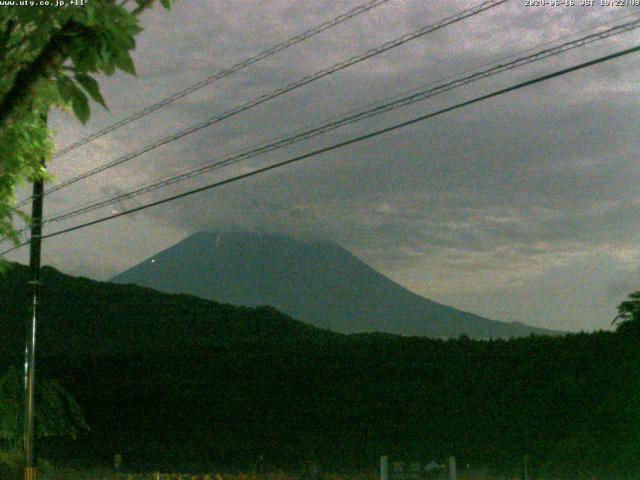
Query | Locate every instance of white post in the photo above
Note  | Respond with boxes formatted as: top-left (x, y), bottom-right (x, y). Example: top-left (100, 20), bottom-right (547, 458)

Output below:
top-left (380, 455), bottom-right (389, 480)
top-left (448, 456), bottom-right (457, 480)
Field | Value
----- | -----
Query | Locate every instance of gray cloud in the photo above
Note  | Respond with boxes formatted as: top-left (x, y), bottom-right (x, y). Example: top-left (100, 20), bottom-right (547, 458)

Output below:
top-left (7, 0), bottom-right (640, 333)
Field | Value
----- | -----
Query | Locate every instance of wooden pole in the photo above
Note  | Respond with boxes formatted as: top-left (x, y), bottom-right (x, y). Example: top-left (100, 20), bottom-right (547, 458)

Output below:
top-left (23, 145), bottom-right (46, 480)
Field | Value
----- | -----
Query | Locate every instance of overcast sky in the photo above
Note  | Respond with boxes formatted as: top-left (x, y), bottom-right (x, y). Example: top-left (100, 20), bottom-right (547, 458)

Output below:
top-left (6, 0), bottom-right (640, 332)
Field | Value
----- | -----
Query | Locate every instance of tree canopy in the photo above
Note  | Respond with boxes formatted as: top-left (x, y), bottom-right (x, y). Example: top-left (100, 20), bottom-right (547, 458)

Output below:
top-left (0, 262), bottom-right (637, 476)
top-left (614, 291), bottom-right (640, 335)
top-left (0, 366), bottom-right (88, 448)
top-left (0, 0), bottom-right (172, 250)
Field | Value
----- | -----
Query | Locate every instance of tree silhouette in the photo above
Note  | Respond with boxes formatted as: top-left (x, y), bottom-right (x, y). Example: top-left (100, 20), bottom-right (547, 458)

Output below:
top-left (0, 367), bottom-right (88, 451)
top-left (613, 291), bottom-right (640, 335)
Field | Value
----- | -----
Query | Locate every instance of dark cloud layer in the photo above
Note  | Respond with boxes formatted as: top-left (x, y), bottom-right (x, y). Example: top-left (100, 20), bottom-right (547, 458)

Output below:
top-left (7, 0), bottom-right (640, 332)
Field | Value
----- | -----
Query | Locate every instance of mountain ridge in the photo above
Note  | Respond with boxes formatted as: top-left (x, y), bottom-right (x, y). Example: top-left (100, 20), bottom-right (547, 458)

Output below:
top-left (0, 261), bottom-right (341, 358)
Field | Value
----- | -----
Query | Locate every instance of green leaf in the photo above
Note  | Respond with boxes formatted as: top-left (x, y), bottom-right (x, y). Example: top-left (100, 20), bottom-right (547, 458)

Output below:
top-left (75, 73), bottom-right (107, 109)
top-left (55, 75), bottom-right (90, 124)
top-left (160, 0), bottom-right (172, 10)
top-left (103, 57), bottom-right (116, 75)
top-left (70, 89), bottom-right (90, 124)
top-left (98, 36), bottom-right (111, 65)
top-left (69, 44), bottom-right (94, 74)
top-left (55, 75), bottom-right (74, 102)
top-left (115, 53), bottom-right (136, 75)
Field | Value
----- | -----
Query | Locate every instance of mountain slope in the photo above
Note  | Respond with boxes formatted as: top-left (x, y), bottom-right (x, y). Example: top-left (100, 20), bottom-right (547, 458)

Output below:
top-left (0, 262), bottom-right (337, 358)
top-left (111, 231), bottom-right (556, 338)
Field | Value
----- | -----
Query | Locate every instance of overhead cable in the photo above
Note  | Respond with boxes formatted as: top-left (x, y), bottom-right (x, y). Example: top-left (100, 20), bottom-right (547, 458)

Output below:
top-left (23, 0), bottom-right (509, 206)
top-left (40, 16), bottom-right (640, 226)
top-left (3, 42), bottom-right (638, 256)
top-left (52, 0), bottom-right (394, 159)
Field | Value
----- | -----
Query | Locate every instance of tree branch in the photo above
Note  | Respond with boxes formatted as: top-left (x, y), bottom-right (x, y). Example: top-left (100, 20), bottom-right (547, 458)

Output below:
top-left (131, 0), bottom-right (157, 16)
top-left (0, 2), bottom-right (156, 129)
top-left (0, 23), bottom-right (71, 128)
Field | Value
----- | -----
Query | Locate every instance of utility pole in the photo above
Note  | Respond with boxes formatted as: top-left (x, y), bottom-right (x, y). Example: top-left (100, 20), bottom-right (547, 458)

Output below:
top-left (23, 121), bottom-right (46, 480)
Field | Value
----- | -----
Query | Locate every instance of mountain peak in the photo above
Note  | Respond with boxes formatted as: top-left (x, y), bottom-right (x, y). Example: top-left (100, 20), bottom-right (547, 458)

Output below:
top-left (112, 231), bottom-right (558, 339)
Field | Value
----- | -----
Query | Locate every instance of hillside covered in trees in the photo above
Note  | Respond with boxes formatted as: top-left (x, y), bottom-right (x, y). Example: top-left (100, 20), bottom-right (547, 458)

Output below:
top-left (0, 262), bottom-right (638, 478)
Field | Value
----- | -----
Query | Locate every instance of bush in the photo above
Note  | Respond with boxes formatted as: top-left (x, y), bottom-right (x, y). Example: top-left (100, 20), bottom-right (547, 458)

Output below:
top-left (0, 450), bottom-right (23, 479)
top-left (0, 451), bottom-right (53, 480)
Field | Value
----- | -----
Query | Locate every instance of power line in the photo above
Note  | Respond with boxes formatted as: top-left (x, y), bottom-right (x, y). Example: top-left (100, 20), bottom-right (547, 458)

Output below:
top-left (51, 0), bottom-right (393, 159)
top-left (39, 15), bottom-right (640, 227)
top-left (3, 42), bottom-right (638, 256)
top-left (343, 9), bottom-right (640, 117)
top-left (5, 13), bottom-right (639, 244)
top-left (22, 0), bottom-right (509, 206)
top-left (13, 8), bottom-right (636, 228)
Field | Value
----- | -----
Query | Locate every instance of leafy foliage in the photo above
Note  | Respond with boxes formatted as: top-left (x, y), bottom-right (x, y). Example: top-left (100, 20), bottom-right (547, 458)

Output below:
top-left (0, 450), bottom-right (52, 477)
top-left (0, 0), bottom-right (173, 257)
top-left (0, 366), bottom-right (88, 443)
top-left (614, 291), bottom-right (640, 334)
top-left (0, 450), bottom-right (24, 478)
top-left (0, 85), bottom-right (56, 247)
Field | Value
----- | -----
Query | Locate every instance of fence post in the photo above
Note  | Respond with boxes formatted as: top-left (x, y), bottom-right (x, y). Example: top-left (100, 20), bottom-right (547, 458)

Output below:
top-left (448, 456), bottom-right (456, 480)
top-left (380, 456), bottom-right (389, 480)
